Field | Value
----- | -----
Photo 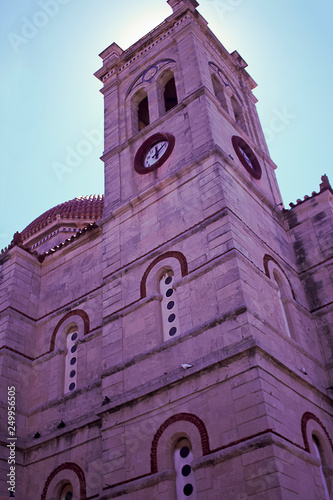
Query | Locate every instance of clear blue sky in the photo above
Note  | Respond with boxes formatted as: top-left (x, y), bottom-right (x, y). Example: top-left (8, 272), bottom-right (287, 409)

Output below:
top-left (1, 0), bottom-right (332, 249)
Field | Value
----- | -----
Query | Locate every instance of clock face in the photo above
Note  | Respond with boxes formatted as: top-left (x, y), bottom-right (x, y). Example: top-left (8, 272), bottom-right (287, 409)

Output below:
top-left (238, 146), bottom-right (252, 168)
top-left (134, 133), bottom-right (175, 174)
top-left (231, 136), bottom-right (262, 180)
top-left (143, 140), bottom-right (169, 168)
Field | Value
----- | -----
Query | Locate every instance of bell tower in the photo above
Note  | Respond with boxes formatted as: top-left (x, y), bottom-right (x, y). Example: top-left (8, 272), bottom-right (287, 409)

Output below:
top-left (93, 1), bottom-right (332, 498)
top-left (95, 0), bottom-right (282, 217)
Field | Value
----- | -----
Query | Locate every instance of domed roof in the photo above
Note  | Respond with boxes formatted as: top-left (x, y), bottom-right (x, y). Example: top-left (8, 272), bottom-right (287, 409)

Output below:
top-left (21, 195), bottom-right (104, 241)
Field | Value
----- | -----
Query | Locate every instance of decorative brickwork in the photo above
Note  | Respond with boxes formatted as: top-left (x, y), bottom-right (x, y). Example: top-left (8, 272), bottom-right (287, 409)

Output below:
top-left (50, 309), bottom-right (90, 351)
top-left (301, 412), bottom-right (333, 453)
top-left (41, 462), bottom-right (86, 500)
top-left (150, 412), bottom-right (210, 473)
top-left (0, 344), bottom-right (34, 360)
top-left (140, 251), bottom-right (189, 298)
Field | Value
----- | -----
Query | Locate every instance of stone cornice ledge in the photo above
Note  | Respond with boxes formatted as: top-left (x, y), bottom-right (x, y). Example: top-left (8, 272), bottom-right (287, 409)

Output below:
top-left (101, 304), bottom-right (247, 377)
top-left (21, 411), bottom-right (101, 457)
top-left (193, 431), bottom-right (319, 471)
top-left (98, 334), bottom-right (333, 418)
top-left (99, 431), bottom-right (318, 498)
top-left (100, 469), bottom-right (175, 499)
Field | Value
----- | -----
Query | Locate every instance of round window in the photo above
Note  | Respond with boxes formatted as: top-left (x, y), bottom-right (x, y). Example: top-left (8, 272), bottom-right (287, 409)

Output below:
top-left (231, 136), bottom-right (262, 180)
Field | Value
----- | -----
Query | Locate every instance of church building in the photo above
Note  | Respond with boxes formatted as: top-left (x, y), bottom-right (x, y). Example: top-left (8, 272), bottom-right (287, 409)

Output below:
top-left (1, 0), bottom-right (332, 498)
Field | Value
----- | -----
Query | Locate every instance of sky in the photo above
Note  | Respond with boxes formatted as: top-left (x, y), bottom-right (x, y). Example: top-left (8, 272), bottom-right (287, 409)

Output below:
top-left (1, 0), bottom-right (332, 250)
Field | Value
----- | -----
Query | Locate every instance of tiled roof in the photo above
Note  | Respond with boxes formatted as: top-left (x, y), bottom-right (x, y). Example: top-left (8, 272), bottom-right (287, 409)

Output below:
top-left (37, 222), bottom-right (100, 262)
top-left (21, 195), bottom-right (104, 240)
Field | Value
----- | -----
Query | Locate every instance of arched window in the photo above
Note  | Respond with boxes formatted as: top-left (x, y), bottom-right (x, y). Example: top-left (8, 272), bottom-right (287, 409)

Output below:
top-left (174, 438), bottom-right (197, 499)
top-left (141, 252), bottom-right (188, 342)
top-left (64, 325), bottom-right (79, 394)
top-left (60, 483), bottom-right (73, 500)
top-left (159, 270), bottom-right (181, 341)
top-left (211, 74), bottom-right (228, 112)
top-left (138, 92), bottom-right (150, 130)
top-left (164, 75), bottom-right (178, 112)
top-left (301, 412), bottom-right (333, 499)
top-left (231, 96), bottom-right (247, 133)
top-left (41, 462), bottom-right (86, 500)
top-left (272, 269), bottom-right (294, 339)
top-left (312, 434), bottom-right (330, 500)
top-left (264, 256), bottom-right (296, 340)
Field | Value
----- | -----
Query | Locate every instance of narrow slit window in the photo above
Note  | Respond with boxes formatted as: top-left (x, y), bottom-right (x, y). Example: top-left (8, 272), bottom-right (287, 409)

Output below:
top-left (160, 271), bottom-right (181, 341)
top-left (174, 438), bottom-right (197, 499)
top-left (64, 328), bottom-right (78, 394)
top-left (312, 435), bottom-right (330, 500)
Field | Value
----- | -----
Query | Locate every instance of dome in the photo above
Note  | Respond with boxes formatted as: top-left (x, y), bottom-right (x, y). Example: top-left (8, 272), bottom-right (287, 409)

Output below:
top-left (21, 195), bottom-right (104, 241)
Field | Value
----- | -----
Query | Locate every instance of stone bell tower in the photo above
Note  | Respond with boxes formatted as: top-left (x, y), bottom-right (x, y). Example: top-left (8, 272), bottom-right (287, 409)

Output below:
top-left (92, 0), bottom-right (332, 498)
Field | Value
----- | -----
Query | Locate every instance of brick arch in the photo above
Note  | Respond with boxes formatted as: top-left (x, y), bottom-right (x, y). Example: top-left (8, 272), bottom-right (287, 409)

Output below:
top-left (140, 251), bottom-right (188, 299)
top-left (50, 309), bottom-right (90, 351)
top-left (263, 254), bottom-right (296, 300)
top-left (150, 412), bottom-right (210, 473)
top-left (41, 462), bottom-right (86, 500)
top-left (301, 411), bottom-right (333, 453)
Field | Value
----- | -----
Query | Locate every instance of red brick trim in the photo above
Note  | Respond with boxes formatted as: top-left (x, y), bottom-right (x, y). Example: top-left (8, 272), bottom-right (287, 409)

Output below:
top-left (0, 305), bottom-right (37, 322)
top-left (301, 411), bottom-right (333, 453)
top-left (103, 427), bottom-right (305, 492)
top-left (103, 207), bottom-right (227, 284)
top-left (0, 285), bottom-right (103, 324)
top-left (0, 345), bottom-right (34, 360)
top-left (263, 254), bottom-right (296, 300)
top-left (150, 412), bottom-right (210, 473)
top-left (41, 462), bottom-right (86, 500)
top-left (50, 309), bottom-right (90, 351)
top-left (140, 251), bottom-right (188, 299)
top-left (0, 314), bottom-right (98, 361)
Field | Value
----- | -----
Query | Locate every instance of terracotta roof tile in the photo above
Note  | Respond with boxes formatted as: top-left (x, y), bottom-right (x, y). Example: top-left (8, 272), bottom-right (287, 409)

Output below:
top-left (21, 195), bottom-right (104, 240)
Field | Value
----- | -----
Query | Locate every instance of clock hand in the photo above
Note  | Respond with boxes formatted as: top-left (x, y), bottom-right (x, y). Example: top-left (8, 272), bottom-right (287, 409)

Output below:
top-left (152, 146), bottom-right (159, 159)
top-left (156, 143), bottom-right (166, 155)
top-left (239, 148), bottom-right (251, 165)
